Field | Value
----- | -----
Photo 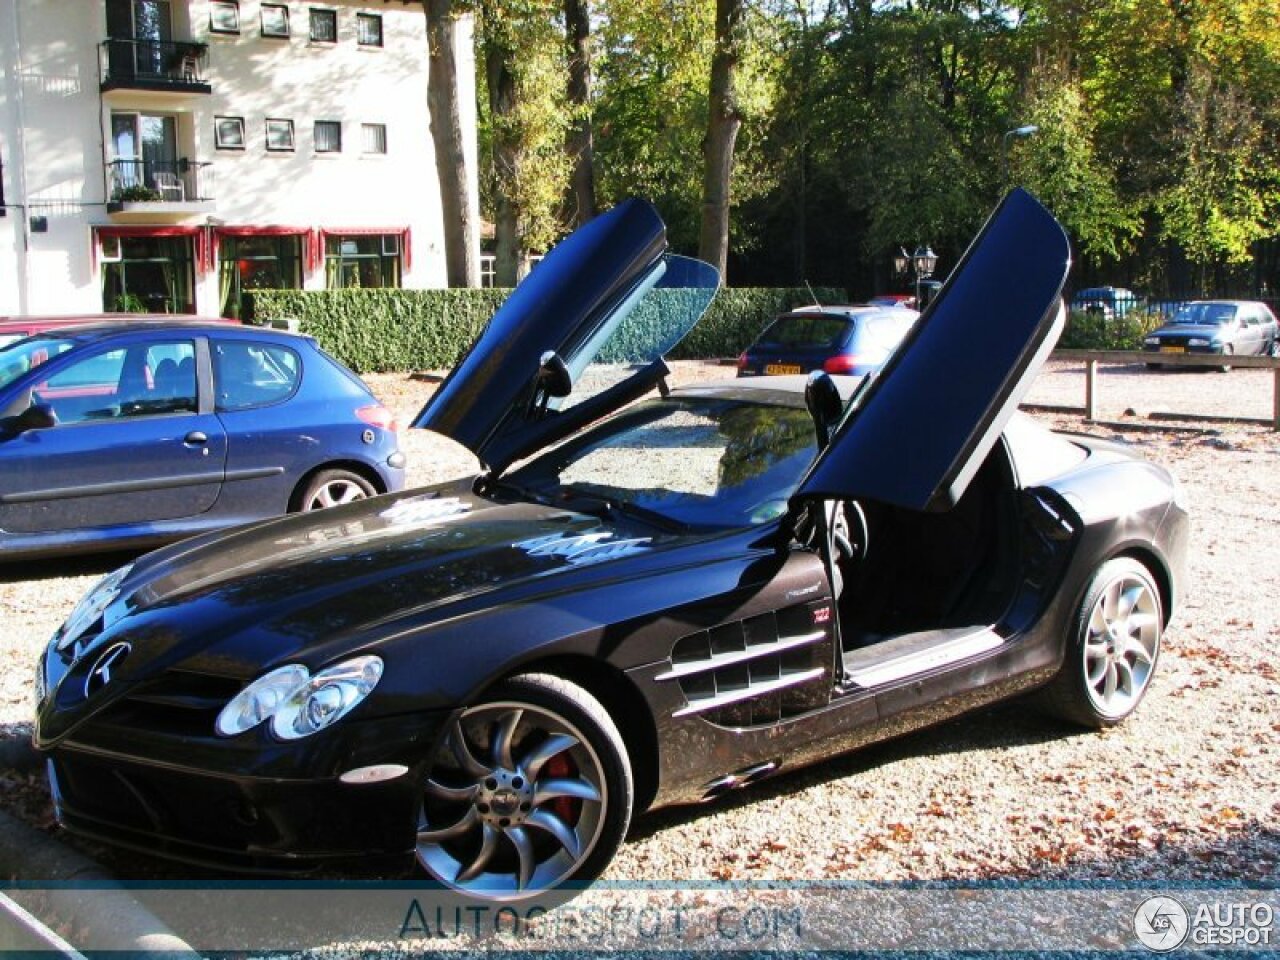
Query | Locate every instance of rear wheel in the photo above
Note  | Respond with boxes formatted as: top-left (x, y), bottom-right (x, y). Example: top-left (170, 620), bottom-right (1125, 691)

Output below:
top-left (415, 674), bottom-right (632, 905)
top-left (1038, 557), bottom-right (1164, 728)
top-left (296, 469), bottom-right (375, 511)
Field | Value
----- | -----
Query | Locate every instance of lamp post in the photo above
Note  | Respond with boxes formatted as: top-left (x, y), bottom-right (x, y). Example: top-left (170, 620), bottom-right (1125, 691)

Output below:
top-left (1002, 124), bottom-right (1039, 187)
top-left (895, 245), bottom-right (938, 308)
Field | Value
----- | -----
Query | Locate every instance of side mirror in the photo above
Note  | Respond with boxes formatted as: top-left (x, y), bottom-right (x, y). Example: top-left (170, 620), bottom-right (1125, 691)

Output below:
top-left (805, 371), bottom-right (843, 450)
top-left (537, 351), bottom-right (573, 399)
top-left (17, 403), bottom-right (56, 432)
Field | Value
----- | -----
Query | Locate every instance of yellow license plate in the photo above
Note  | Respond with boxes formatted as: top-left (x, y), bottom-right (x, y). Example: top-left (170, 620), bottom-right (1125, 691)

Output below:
top-left (1159, 345), bottom-right (1186, 354)
top-left (765, 364), bottom-right (803, 375)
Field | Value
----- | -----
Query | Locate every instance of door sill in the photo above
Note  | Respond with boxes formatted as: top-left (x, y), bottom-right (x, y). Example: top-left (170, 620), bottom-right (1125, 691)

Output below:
top-left (842, 626), bottom-right (1002, 689)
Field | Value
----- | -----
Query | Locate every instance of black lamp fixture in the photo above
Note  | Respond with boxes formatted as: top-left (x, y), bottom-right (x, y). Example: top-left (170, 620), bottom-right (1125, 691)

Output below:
top-left (895, 245), bottom-right (939, 307)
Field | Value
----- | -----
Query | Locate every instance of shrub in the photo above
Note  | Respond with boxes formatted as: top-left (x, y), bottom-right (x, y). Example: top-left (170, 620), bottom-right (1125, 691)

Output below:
top-left (248, 286), bottom-right (845, 372)
top-left (1060, 307), bottom-right (1163, 350)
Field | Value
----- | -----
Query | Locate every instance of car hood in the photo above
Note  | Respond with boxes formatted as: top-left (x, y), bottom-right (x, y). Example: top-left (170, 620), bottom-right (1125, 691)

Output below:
top-left (36, 484), bottom-right (691, 744)
top-left (1151, 323), bottom-right (1228, 339)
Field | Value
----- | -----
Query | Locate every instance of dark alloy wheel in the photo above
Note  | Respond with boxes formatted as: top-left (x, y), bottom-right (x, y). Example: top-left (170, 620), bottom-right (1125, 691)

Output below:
top-left (296, 469), bottom-right (375, 511)
top-left (415, 674), bottom-right (632, 903)
top-left (1040, 557), bottom-right (1164, 728)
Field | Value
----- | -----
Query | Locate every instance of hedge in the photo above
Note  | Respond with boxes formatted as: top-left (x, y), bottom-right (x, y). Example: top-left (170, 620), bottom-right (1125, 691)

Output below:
top-left (247, 286), bottom-right (844, 373)
top-left (1059, 308), bottom-right (1164, 351)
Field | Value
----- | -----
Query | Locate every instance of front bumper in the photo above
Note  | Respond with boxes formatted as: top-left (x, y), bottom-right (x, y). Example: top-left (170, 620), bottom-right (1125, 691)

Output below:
top-left (1142, 342), bottom-right (1223, 355)
top-left (45, 710), bottom-right (448, 874)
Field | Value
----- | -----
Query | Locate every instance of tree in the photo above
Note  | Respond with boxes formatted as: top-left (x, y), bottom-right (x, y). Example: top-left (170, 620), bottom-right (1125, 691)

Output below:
top-left (563, 0), bottom-right (597, 225)
top-left (698, 0), bottom-right (747, 278)
top-left (1014, 60), bottom-right (1140, 262)
top-left (425, 0), bottom-right (481, 287)
top-left (478, 0), bottom-right (571, 284)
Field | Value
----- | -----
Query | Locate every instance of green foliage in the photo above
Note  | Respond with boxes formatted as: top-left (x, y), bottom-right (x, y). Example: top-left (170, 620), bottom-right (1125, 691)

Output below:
top-left (1015, 63), bottom-right (1141, 262)
top-left (247, 287), bottom-right (842, 372)
top-left (247, 288), bottom-right (508, 373)
top-left (113, 185), bottom-right (163, 203)
top-left (1059, 308), bottom-right (1162, 350)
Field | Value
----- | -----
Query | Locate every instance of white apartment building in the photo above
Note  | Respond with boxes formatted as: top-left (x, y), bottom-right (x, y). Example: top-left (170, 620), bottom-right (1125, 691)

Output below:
top-left (0, 0), bottom-right (478, 317)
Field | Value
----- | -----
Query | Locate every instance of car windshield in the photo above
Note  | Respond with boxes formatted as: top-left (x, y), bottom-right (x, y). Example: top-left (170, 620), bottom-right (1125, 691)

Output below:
top-left (509, 396), bottom-right (817, 530)
top-left (1172, 303), bottom-right (1237, 326)
top-left (756, 315), bottom-right (850, 349)
top-left (0, 337), bottom-right (76, 391)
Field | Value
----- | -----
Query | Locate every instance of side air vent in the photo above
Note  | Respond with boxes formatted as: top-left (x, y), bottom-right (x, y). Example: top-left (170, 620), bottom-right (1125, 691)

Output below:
top-left (660, 603), bottom-right (833, 726)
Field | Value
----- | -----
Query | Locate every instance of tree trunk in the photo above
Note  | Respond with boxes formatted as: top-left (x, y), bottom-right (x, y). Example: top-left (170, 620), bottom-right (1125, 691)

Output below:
top-left (698, 0), bottom-right (744, 280)
top-left (485, 34), bottom-right (523, 286)
top-left (563, 0), bottom-right (596, 226)
top-left (425, 0), bottom-right (479, 287)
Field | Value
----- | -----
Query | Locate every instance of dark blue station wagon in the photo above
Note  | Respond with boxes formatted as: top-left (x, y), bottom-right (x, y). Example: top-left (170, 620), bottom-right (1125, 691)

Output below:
top-left (0, 321), bottom-right (405, 558)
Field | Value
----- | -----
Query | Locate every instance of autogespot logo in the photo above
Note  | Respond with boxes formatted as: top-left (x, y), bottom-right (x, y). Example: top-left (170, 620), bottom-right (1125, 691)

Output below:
top-left (1134, 895), bottom-right (1190, 952)
top-left (84, 642), bottom-right (131, 698)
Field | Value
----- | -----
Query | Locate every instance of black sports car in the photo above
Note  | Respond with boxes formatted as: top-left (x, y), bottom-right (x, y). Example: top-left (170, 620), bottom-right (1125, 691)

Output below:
top-left (33, 192), bottom-right (1188, 905)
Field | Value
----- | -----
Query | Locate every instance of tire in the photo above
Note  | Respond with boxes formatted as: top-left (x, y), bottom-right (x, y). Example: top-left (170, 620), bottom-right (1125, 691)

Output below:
top-left (1217, 345), bottom-right (1233, 373)
top-left (1038, 557), bottom-right (1164, 729)
top-left (1269, 338), bottom-right (1280, 359)
top-left (295, 468), bottom-right (375, 511)
top-left (414, 673), bottom-right (633, 905)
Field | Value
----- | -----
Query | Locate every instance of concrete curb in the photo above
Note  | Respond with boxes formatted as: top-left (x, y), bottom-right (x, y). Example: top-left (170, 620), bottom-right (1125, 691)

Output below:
top-left (0, 810), bottom-right (199, 956)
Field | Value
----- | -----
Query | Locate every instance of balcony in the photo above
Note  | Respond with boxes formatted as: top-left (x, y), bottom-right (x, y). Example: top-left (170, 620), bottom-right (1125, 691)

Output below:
top-left (106, 159), bottom-right (214, 220)
top-left (99, 39), bottom-right (211, 96)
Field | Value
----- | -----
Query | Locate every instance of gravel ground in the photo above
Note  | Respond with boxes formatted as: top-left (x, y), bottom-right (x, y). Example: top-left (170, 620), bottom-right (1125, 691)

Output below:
top-left (2, 359), bottom-right (1278, 935)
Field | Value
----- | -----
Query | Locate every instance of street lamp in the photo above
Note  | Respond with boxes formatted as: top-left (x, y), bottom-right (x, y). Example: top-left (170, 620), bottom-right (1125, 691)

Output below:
top-left (896, 245), bottom-right (938, 307)
top-left (1002, 124), bottom-right (1039, 187)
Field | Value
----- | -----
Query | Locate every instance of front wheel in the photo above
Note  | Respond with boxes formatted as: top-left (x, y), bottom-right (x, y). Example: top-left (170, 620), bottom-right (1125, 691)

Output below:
top-left (1038, 557), bottom-right (1164, 728)
top-left (1217, 345), bottom-right (1233, 373)
top-left (415, 674), bottom-right (633, 904)
top-left (295, 468), bottom-right (375, 511)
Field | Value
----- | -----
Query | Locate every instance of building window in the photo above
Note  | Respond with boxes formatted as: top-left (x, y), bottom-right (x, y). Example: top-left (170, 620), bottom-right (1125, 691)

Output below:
top-left (219, 235), bottom-right (303, 320)
top-left (266, 118), bottom-right (295, 152)
top-left (325, 235), bottom-right (401, 289)
top-left (361, 123), bottom-right (387, 155)
top-left (210, 1), bottom-right (240, 34)
top-left (214, 116), bottom-right (246, 150)
top-left (309, 8), bottom-right (337, 42)
top-left (100, 235), bottom-right (196, 315)
top-left (314, 120), bottom-right (342, 153)
top-left (261, 3), bottom-right (290, 37)
top-left (356, 13), bottom-right (383, 46)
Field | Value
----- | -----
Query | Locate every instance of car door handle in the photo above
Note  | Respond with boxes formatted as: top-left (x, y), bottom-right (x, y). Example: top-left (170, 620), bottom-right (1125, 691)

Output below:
top-left (184, 431), bottom-right (208, 446)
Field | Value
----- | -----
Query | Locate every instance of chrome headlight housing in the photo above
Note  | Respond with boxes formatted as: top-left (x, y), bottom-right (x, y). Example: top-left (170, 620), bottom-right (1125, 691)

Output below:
top-left (1187, 337), bottom-right (1211, 347)
top-left (1143, 336), bottom-right (1160, 346)
top-left (54, 563), bottom-right (134, 653)
top-left (215, 656), bottom-right (383, 740)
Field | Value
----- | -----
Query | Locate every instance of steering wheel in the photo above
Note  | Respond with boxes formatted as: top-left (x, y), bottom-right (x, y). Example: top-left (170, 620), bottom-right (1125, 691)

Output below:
top-left (831, 499), bottom-right (869, 565)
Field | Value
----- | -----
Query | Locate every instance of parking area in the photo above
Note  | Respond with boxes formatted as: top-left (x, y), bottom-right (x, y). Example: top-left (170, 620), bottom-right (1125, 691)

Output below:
top-left (1, 360), bottom-right (1278, 945)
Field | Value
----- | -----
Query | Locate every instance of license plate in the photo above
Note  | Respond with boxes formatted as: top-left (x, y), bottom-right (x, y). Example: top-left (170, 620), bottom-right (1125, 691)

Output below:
top-left (765, 364), bottom-right (803, 375)
top-left (1159, 346), bottom-right (1186, 354)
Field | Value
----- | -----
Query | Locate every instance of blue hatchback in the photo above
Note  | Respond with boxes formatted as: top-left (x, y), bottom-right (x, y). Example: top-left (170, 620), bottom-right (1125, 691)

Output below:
top-left (0, 320), bottom-right (405, 558)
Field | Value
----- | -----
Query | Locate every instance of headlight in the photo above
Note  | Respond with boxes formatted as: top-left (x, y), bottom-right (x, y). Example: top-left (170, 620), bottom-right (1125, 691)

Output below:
top-left (1187, 338), bottom-right (1211, 347)
top-left (1143, 336), bottom-right (1160, 346)
top-left (214, 656), bottom-right (383, 740)
top-left (54, 563), bottom-right (133, 652)
top-left (215, 664), bottom-right (309, 736)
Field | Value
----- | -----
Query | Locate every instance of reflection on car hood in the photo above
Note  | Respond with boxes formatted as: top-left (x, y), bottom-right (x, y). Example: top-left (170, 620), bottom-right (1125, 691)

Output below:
top-left (37, 483), bottom-right (701, 745)
top-left (123, 483), bottom-right (674, 622)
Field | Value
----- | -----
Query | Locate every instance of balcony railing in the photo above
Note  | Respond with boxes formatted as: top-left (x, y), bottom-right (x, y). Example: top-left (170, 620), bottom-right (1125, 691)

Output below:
top-left (100, 38), bottom-right (210, 93)
top-left (107, 159), bottom-right (214, 205)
